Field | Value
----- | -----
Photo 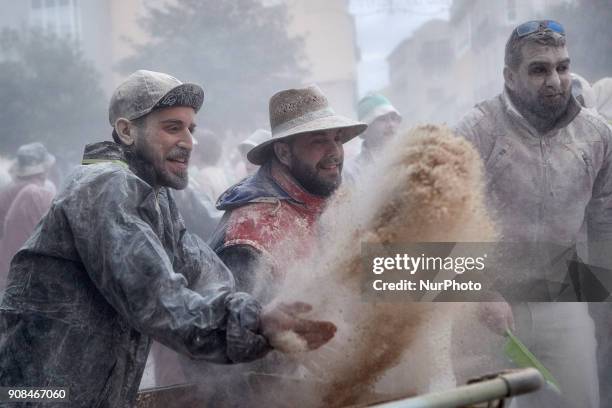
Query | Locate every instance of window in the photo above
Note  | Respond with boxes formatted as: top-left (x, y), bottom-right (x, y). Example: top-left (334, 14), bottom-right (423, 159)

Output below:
top-left (30, 0), bottom-right (80, 40)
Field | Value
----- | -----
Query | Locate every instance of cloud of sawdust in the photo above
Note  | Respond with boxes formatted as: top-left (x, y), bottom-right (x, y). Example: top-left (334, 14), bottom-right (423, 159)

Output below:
top-left (174, 125), bottom-right (498, 407)
top-left (265, 125), bottom-right (498, 407)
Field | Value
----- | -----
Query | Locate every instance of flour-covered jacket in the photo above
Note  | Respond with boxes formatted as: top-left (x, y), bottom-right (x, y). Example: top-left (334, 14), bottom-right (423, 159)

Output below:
top-left (187, 158), bottom-right (327, 406)
top-left (454, 90), bottom-right (612, 293)
top-left (0, 141), bottom-right (268, 408)
top-left (210, 159), bottom-right (327, 301)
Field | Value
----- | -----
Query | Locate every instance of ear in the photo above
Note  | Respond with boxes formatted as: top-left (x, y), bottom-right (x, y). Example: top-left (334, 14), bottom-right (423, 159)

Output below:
top-left (114, 118), bottom-right (136, 146)
top-left (503, 66), bottom-right (516, 91)
top-left (273, 142), bottom-right (292, 167)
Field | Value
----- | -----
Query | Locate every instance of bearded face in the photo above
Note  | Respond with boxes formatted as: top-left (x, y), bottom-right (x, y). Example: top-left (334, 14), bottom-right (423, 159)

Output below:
top-left (506, 43), bottom-right (572, 124)
top-left (277, 129), bottom-right (345, 197)
top-left (288, 149), bottom-right (342, 197)
top-left (130, 107), bottom-right (196, 190)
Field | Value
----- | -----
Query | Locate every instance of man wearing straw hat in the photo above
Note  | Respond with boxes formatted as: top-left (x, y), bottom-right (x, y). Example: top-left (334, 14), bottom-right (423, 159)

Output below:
top-left (210, 85), bottom-right (366, 300)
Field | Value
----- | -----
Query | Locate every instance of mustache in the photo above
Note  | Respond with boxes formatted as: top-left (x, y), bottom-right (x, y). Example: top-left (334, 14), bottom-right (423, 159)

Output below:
top-left (319, 157), bottom-right (342, 167)
top-left (540, 87), bottom-right (567, 97)
top-left (166, 147), bottom-right (191, 161)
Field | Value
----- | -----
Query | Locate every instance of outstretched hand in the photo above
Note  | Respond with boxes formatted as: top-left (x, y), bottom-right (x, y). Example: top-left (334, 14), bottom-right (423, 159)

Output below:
top-left (261, 301), bottom-right (337, 352)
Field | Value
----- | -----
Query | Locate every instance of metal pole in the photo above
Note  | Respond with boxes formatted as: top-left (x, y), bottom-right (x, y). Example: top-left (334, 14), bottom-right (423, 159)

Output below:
top-left (371, 368), bottom-right (543, 408)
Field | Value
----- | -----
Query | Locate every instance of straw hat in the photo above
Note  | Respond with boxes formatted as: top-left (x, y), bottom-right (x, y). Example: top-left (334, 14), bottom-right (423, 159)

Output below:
top-left (247, 85), bottom-right (366, 165)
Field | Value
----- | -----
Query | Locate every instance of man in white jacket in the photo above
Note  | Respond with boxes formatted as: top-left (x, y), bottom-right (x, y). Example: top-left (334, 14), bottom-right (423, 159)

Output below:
top-left (454, 20), bottom-right (612, 408)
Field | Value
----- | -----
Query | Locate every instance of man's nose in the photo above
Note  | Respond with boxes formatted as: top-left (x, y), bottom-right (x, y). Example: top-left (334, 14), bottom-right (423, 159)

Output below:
top-left (178, 129), bottom-right (194, 151)
top-left (547, 71), bottom-right (561, 89)
top-left (326, 139), bottom-right (343, 159)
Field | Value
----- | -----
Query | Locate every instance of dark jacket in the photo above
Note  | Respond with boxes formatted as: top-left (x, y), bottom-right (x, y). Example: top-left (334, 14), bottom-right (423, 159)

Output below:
top-left (0, 141), bottom-right (268, 408)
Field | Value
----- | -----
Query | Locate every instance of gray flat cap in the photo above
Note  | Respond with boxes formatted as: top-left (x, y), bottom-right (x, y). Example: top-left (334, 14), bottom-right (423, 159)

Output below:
top-left (109, 70), bottom-right (204, 127)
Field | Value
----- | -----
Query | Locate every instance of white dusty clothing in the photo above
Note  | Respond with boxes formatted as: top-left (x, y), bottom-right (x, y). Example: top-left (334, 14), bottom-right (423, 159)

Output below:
top-left (453, 90), bottom-right (612, 407)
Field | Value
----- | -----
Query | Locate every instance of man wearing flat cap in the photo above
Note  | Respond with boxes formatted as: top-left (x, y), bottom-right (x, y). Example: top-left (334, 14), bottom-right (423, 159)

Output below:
top-left (210, 85), bottom-right (366, 301)
top-left (0, 71), bottom-right (335, 407)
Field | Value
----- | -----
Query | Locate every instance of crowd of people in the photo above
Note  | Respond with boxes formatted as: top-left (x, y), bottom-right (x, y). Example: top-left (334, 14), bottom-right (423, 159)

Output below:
top-left (0, 19), bottom-right (611, 408)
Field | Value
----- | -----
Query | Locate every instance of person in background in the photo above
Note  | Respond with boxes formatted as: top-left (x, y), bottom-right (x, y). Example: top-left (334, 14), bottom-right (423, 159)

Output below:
top-left (570, 72), bottom-right (597, 110)
top-left (236, 129), bottom-right (272, 177)
top-left (0, 143), bottom-right (56, 290)
top-left (346, 93), bottom-right (402, 179)
top-left (0, 185), bottom-right (54, 291)
top-left (0, 143), bottom-right (55, 238)
top-left (190, 129), bottom-right (231, 202)
top-left (593, 77), bottom-right (612, 123)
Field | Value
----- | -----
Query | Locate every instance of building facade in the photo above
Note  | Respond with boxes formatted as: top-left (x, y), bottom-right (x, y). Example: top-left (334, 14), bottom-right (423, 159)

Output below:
top-left (282, 0), bottom-right (359, 118)
top-left (386, 0), bottom-right (569, 125)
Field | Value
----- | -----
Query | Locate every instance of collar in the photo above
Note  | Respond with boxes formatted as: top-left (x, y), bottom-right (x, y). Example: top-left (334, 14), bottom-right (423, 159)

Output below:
top-left (269, 159), bottom-right (327, 211)
top-left (81, 141), bottom-right (162, 195)
top-left (81, 141), bottom-right (129, 168)
top-left (502, 87), bottom-right (581, 136)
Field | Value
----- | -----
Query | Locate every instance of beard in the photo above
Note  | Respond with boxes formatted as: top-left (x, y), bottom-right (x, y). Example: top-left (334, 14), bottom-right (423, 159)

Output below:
top-left (510, 86), bottom-right (571, 124)
top-left (161, 146), bottom-right (190, 190)
top-left (289, 155), bottom-right (342, 197)
top-left (128, 138), bottom-right (190, 190)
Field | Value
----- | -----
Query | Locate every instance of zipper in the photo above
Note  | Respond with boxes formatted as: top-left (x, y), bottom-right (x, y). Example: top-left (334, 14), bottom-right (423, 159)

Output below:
top-left (580, 150), bottom-right (592, 179)
top-left (538, 137), bottom-right (550, 239)
top-left (154, 189), bottom-right (161, 213)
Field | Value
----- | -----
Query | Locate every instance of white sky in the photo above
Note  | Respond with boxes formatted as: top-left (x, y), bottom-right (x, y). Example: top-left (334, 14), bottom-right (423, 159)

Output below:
top-left (350, 0), bottom-right (452, 96)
